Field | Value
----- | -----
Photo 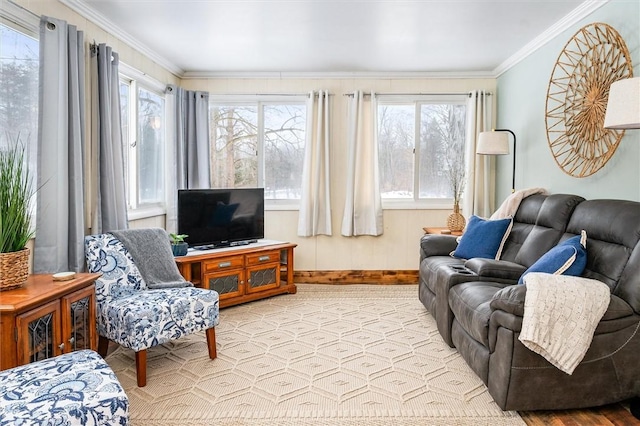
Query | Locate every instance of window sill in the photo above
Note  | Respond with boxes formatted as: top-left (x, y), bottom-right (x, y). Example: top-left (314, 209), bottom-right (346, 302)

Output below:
top-left (265, 202), bottom-right (300, 211)
top-left (127, 206), bottom-right (166, 221)
top-left (382, 200), bottom-right (458, 210)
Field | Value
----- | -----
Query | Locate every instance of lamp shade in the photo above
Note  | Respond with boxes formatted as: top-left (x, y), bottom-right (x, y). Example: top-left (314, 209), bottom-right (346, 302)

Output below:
top-left (477, 131), bottom-right (510, 155)
top-left (604, 77), bottom-right (640, 129)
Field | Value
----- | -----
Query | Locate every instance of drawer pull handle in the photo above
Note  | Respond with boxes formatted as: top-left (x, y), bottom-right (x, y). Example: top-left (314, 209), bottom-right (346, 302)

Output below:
top-left (218, 261), bottom-right (232, 268)
top-left (258, 255), bottom-right (270, 262)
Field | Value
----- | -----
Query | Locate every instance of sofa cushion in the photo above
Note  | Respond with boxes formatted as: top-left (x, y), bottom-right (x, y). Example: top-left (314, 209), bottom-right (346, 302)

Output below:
top-left (453, 215), bottom-right (513, 260)
top-left (96, 287), bottom-right (219, 351)
top-left (499, 194), bottom-right (585, 267)
top-left (518, 231), bottom-right (587, 284)
top-left (449, 281), bottom-right (508, 346)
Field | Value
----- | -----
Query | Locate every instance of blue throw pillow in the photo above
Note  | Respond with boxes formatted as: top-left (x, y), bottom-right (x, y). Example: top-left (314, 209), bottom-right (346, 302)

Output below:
top-left (518, 230), bottom-right (587, 284)
top-left (452, 215), bottom-right (513, 260)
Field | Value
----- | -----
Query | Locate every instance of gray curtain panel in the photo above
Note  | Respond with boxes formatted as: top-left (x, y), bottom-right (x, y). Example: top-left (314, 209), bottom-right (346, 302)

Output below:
top-left (165, 86), bottom-right (210, 232)
top-left (174, 86), bottom-right (211, 189)
top-left (34, 16), bottom-right (85, 273)
top-left (90, 44), bottom-right (128, 234)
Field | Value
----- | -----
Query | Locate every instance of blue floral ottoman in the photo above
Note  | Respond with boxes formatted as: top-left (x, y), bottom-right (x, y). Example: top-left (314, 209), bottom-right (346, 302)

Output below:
top-left (0, 350), bottom-right (129, 425)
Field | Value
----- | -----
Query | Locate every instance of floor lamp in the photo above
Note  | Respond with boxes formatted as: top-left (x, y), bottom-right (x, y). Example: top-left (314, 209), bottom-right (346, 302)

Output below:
top-left (603, 76), bottom-right (640, 419)
top-left (476, 129), bottom-right (517, 193)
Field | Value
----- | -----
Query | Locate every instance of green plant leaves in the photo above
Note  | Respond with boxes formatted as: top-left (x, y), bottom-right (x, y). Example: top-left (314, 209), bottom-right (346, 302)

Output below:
top-left (0, 137), bottom-right (35, 253)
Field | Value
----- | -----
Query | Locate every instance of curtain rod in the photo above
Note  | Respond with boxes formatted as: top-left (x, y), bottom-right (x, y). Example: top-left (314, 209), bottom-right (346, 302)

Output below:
top-left (343, 92), bottom-right (492, 97)
top-left (209, 93), bottom-right (332, 97)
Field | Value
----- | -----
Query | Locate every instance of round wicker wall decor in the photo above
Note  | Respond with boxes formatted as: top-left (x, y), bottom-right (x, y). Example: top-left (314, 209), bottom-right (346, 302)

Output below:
top-left (545, 22), bottom-right (633, 177)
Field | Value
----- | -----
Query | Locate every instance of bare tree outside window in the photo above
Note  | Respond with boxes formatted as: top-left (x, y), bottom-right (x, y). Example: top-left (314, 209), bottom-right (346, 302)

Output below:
top-left (119, 75), bottom-right (166, 211)
top-left (211, 106), bottom-right (258, 188)
top-left (137, 88), bottom-right (164, 204)
top-left (210, 102), bottom-right (306, 200)
top-left (377, 100), bottom-right (467, 201)
top-left (0, 23), bottom-right (38, 173)
top-left (263, 104), bottom-right (305, 199)
top-left (419, 104), bottom-right (466, 199)
top-left (378, 104), bottom-right (414, 198)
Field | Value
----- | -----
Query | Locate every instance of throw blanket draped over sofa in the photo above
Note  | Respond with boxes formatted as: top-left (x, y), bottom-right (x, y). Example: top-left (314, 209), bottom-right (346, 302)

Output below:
top-left (519, 272), bottom-right (610, 374)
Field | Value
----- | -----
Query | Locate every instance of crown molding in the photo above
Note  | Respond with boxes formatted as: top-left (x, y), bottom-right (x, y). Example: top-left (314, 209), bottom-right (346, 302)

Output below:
top-left (181, 70), bottom-right (496, 80)
top-left (493, 0), bottom-right (609, 77)
top-left (59, 0), bottom-right (184, 77)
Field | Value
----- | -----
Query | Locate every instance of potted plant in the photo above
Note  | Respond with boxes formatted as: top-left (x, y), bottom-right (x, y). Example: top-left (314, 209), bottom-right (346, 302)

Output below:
top-left (0, 137), bottom-right (35, 290)
top-left (169, 233), bottom-right (189, 256)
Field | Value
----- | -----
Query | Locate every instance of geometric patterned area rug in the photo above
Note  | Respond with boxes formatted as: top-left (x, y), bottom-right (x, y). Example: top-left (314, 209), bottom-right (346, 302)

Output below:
top-left (106, 284), bottom-right (525, 426)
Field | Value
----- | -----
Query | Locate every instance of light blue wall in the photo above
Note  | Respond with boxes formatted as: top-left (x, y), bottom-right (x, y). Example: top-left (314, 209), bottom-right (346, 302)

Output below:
top-left (495, 0), bottom-right (640, 204)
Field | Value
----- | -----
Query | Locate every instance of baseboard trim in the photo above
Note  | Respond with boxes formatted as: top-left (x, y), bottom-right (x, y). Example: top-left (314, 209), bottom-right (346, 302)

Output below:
top-left (294, 270), bottom-right (418, 284)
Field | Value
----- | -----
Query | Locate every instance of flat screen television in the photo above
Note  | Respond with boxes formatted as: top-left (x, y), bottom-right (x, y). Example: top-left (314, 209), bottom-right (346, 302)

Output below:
top-left (178, 188), bottom-right (264, 249)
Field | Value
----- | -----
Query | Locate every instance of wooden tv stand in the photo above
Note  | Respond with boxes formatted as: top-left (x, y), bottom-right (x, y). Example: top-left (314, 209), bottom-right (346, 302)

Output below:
top-left (175, 240), bottom-right (296, 308)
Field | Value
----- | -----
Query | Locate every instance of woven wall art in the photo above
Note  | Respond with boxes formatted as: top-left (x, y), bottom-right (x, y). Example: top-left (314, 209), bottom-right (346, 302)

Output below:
top-left (545, 22), bottom-right (633, 177)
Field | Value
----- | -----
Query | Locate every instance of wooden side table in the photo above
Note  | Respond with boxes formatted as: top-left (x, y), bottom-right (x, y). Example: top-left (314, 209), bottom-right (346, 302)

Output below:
top-left (0, 273), bottom-right (100, 370)
top-left (423, 227), bottom-right (463, 236)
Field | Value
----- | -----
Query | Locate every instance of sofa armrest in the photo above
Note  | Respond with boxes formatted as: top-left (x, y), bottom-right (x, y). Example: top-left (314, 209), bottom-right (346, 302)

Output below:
top-left (487, 285), bottom-right (637, 352)
top-left (419, 234), bottom-right (458, 259)
top-left (489, 284), bottom-right (526, 316)
top-left (490, 283), bottom-right (634, 321)
top-left (465, 258), bottom-right (525, 282)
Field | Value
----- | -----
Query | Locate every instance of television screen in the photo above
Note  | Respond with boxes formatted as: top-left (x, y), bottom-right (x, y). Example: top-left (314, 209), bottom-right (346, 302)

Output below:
top-left (178, 188), bottom-right (264, 249)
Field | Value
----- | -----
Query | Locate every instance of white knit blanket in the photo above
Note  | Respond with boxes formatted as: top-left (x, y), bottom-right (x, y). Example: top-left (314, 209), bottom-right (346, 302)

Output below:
top-left (519, 272), bottom-right (610, 374)
top-left (491, 187), bottom-right (547, 219)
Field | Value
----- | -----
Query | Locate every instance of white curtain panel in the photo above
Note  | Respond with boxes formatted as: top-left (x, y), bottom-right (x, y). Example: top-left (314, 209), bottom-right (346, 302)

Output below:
top-left (165, 86), bottom-right (211, 233)
top-left (34, 16), bottom-right (86, 273)
top-left (341, 91), bottom-right (383, 237)
top-left (463, 90), bottom-right (494, 219)
top-left (90, 43), bottom-right (128, 234)
top-left (298, 90), bottom-right (332, 237)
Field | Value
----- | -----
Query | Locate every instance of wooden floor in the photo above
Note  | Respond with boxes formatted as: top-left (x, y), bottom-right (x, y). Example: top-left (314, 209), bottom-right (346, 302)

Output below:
top-left (520, 402), bottom-right (639, 425)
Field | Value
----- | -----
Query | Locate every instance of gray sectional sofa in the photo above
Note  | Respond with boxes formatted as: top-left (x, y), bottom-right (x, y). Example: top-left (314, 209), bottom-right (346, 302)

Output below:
top-left (418, 193), bottom-right (640, 411)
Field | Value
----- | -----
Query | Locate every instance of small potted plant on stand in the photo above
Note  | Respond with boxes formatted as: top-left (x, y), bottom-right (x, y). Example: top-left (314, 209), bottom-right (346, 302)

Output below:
top-left (0, 138), bottom-right (35, 291)
top-left (169, 233), bottom-right (189, 257)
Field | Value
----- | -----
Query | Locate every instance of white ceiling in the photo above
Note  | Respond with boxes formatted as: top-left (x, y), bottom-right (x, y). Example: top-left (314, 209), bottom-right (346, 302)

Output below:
top-left (69, 0), bottom-right (592, 77)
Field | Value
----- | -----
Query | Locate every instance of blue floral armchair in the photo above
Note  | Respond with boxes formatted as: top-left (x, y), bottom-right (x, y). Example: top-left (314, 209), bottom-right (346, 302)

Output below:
top-left (84, 232), bottom-right (219, 387)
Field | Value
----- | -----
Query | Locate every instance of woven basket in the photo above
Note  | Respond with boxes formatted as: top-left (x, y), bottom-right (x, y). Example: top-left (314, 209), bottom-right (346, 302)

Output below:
top-left (447, 203), bottom-right (466, 232)
top-left (0, 248), bottom-right (30, 291)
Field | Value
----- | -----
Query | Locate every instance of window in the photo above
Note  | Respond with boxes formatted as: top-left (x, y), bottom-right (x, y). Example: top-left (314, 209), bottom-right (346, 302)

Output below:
top-left (119, 65), bottom-right (166, 213)
top-left (210, 97), bottom-right (306, 202)
top-left (377, 96), bottom-right (467, 203)
top-left (0, 20), bottom-right (38, 173)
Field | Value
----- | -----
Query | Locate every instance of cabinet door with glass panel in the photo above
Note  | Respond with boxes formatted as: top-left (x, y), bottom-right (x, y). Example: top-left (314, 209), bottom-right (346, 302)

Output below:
top-left (16, 300), bottom-right (63, 364)
top-left (15, 286), bottom-right (96, 365)
top-left (203, 256), bottom-right (246, 301)
top-left (246, 250), bottom-right (281, 294)
top-left (61, 285), bottom-right (97, 353)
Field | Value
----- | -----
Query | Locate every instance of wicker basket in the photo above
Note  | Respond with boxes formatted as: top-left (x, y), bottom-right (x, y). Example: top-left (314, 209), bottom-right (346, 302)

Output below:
top-left (0, 248), bottom-right (30, 291)
top-left (447, 203), bottom-right (466, 232)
